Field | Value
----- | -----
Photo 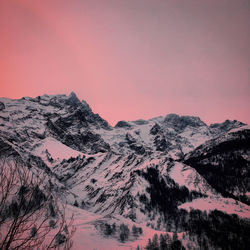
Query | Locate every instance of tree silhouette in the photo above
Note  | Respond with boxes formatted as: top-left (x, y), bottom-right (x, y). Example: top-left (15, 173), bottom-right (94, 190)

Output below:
top-left (0, 159), bottom-right (75, 249)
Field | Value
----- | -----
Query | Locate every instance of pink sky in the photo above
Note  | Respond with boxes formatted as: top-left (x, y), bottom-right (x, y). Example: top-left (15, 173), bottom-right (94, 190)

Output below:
top-left (0, 0), bottom-right (249, 125)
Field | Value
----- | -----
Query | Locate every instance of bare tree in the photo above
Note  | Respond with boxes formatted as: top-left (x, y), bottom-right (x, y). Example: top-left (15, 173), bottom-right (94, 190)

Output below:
top-left (0, 158), bottom-right (76, 250)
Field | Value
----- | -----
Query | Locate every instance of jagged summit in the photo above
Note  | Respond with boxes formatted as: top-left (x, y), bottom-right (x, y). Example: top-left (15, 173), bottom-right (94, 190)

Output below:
top-left (164, 113), bottom-right (207, 126)
top-left (66, 91), bottom-right (81, 106)
top-left (23, 92), bottom-right (86, 109)
top-left (210, 119), bottom-right (246, 132)
top-left (0, 93), bottom-right (111, 155)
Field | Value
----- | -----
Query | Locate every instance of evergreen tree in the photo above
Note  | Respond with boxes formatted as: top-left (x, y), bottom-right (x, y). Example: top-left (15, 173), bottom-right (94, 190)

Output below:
top-left (104, 223), bottom-right (112, 236)
top-left (165, 234), bottom-right (172, 246)
top-left (173, 232), bottom-right (178, 242)
top-left (145, 238), bottom-right (154, 250)
top-left (159, 234), bottom-right (168, 250)
top-left (112, 223), bottom-right (116, 233)
top-left (132, 224), bottom-right (138, 237)
top-left (170, 240), bottom-right (184, 250)
top-left (119, 223), bottom-right (130, 242)
top-left (152, 234), bottom-right (159, 250)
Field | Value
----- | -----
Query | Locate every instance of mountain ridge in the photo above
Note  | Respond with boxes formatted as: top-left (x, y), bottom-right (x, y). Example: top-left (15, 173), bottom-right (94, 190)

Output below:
top-left (1, 92), bottom-right (246, 129)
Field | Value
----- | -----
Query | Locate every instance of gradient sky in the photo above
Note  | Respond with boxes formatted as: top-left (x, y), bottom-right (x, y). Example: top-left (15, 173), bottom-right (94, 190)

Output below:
top-left (0, 0), bottom-right (249, 125)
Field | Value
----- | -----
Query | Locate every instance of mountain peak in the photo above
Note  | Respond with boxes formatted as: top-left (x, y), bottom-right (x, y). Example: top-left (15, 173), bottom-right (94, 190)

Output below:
top-left (69, 91), bottom-right (77, 97)
top-left (115, 120), bottom-right (132, 128)
top-left (210, 119), bottom-right (246, 131)
top-left (66, 92), bottom-right (81, 106)
top-left (164, 114), bottom-right (207, 130)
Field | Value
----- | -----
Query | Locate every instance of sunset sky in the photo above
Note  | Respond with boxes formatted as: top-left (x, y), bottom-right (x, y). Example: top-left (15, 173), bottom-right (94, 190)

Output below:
top-left (0, 0), bottom-right (249, 125)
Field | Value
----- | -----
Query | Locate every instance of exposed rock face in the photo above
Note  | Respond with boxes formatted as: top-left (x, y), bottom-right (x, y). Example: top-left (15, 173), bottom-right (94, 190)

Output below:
top-left (115, 120), bottom-right (132, 128)
top-left (210, 119), bottom-right (245, 133)
top-left (0, 93), bottom-right (111, 155)
top-left (46, 114), bottom-right (110, 153)
top-left (164, 114), bottom-right (207, 131)
top-left (0, 102), bottom-right (5, 111)
top-left (150, 123), bottom-right (161, 135)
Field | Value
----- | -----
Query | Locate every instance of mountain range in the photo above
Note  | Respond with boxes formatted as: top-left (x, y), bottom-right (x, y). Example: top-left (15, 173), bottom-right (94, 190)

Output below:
top-left (0, 92), bottom-right (249, 249)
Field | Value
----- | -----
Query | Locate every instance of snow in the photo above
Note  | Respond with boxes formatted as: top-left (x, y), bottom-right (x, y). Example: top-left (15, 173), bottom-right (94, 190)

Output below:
top-left (169, 162), bottom-right (250, 219)
top-left (229, 125), bottom-right (250, 133)
top-left (180, 126), bottom-right (211, 149)
top-left (33, 137), bottom-right (83, 161)
top-left (64, 205), bottom-right (172, 250)
top-left (169, 162), bottom-right (217, 196)
top-left (179, 197), bottom-right (250, 218)
top-left (135, 124), bottom-right (154, 146)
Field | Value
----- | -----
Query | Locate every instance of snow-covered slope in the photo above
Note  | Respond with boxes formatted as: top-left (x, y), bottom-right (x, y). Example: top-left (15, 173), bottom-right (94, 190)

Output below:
top-left (179, 197), bottom-right (250, 218)
top-left (33, 137), bottom-right (83, 166)
top-left (65, 204), bottom-right (171, 250)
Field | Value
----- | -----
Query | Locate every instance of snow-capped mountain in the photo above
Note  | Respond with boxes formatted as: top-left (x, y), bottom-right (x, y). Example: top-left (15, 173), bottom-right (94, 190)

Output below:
top-left (0, 93), bottom-right (249, 249)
